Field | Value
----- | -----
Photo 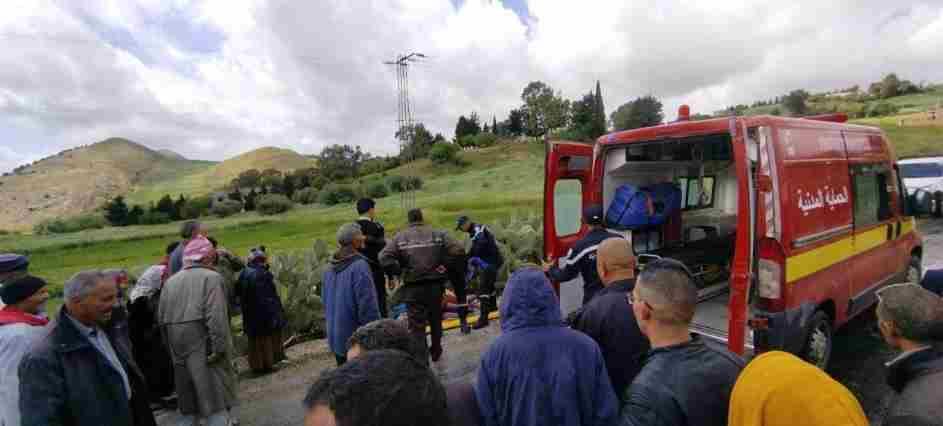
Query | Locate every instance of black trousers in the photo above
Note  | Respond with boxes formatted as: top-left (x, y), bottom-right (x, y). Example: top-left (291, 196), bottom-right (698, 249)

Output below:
top-left (369, 264), bottom-right (388, 318)
top-left (403, 283), bottom-right (444, 363)
top-left (478, 266), bottom-right (499, 298)
top-left (335, 354), bottom-right (347, 366)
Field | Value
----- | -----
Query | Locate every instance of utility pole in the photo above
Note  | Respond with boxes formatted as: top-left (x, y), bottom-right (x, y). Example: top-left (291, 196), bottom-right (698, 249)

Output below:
top-left (384, 52), bottom-right (425, 210)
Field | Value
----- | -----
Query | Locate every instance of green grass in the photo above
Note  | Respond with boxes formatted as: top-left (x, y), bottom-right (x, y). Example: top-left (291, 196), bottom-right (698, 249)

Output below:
top-left (851, 115), bottom-right (943, 158)
top-left (7, 142), bottom-right (546, 296)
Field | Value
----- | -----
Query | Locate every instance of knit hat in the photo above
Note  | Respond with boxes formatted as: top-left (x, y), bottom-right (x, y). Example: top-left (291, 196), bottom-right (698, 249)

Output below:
top-left (183, 236), bottom-right (215, 265)
top-left (455, 215), bottom-right (470, 231)
top-left (0, 254), bottom-right (29, 273)
top-left (0, 275), bottom-right (47, 305)
top-left (337, 223), bottom-right (364, 246)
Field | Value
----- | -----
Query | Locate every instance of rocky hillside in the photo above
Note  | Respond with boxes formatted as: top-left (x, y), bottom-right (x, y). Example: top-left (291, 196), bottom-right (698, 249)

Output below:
top-left (0, 138), bottom-right (203, 231)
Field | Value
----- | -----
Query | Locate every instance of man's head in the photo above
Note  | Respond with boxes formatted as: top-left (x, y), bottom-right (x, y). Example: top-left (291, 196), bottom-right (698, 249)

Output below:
top-left (876, 283), bottom-right (943, 351)
top-left (582, 205), bottom-right (605, 229)
top-left (0, 275), bottom-right (50, 314)
top-left (631, 258), bottom-right (697, 338)
top-left (303, 350), bottom-right (448, 426)
top-left (183, 236), bottom-right (217, 267)
top-left (456, 215), bottom-right (472, 232)
top-left (347, 319), bottom-right (420, 360)
top-left (356, 198), bottom-right (376, 218)
top-left (597, 238), bottom-right (636, 285)
top-left (337, 223), bottom-right (366, 251)
top-left (407, 208), bottom-right (424, 225)
top-left (179, 220), bottom-right (207, 240)
top-left (0, 253), bottom-right (29, 284)
top-left (64, 270), bottom-right (117, 326)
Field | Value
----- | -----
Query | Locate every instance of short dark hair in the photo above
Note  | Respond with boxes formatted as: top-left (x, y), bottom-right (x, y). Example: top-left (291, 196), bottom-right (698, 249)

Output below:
top-left (303, 350), bottom-right (448, 426)
top-left (207, 236), bottom-right (219, 248)
top-left (348, 319), bottom-right (421, 359)
top-left (356, 198), bottom-right (375, 215)
top-left (180, 220), bottom-right (202, 239)
top-left (637, 258), bottom-right (697, 325)
top-left (407, 208), bottom-right (424, 224)
top-left (166, 241), bottom-right (181, 255)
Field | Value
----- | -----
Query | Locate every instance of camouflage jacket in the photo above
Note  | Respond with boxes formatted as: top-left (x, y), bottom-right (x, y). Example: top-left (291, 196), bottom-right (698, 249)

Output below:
top-left (380, 223), bottom-right (464, 285)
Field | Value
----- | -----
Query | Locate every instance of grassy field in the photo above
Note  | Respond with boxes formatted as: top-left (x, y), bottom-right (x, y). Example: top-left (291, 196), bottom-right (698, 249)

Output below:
top-left (4, 142), bottom-right (546, 296)
top-left (851, 113), bottom-right (943, 158)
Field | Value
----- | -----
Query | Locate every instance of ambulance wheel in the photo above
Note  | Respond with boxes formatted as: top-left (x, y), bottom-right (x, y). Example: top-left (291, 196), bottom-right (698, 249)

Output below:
top-left (934, 192), bottom-right (943, 218)
top-left (907, 255), bottom-right (922, 284)
top-left (801, 311), bottom-right (833, 370)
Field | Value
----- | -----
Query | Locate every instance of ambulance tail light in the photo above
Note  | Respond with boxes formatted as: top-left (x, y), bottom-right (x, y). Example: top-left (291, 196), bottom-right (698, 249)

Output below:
top-left (757, 259), bottom-right (782, 299)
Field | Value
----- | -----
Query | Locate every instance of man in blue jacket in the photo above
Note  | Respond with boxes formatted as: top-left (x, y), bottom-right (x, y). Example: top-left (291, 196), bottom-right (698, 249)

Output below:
top-left (544, 205), bottom-right (623, 305)
top-left (322, 223), bottom-right (381, 366)
top-left (475, 267), bottom-right (619, 426)
top-left (456, 215), bottom-right (504, 330)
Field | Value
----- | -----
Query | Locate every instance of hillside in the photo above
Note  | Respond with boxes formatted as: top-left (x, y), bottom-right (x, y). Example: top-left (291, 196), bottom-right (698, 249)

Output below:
top-left (126, 146), bottom-right (318, 204)
top-left (157, 149), bottom-right (188, 160)
top-left (0, 138), bottom-right (205, 231)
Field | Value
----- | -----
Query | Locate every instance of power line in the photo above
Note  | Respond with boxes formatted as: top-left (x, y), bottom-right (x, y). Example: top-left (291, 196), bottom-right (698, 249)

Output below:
top-left (384, 52), bottom-right (426, 210)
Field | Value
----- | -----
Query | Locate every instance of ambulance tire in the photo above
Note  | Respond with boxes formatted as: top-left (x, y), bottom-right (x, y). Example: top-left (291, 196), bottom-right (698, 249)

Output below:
top-left (908, 255), bottom-right (922, 284)
top-left (801, 311), bottom-right (833, 370)
top-left (934, 192), bottom-right (943, 218)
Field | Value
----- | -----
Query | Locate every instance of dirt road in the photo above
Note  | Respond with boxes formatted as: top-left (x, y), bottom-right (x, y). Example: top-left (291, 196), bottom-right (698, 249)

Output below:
top-left (157, 218), bottom-right (943, 425)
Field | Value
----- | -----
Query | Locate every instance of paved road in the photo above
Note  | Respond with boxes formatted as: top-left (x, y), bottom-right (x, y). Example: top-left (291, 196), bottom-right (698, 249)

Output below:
top-left (158, 218), bottom-right (943, 425)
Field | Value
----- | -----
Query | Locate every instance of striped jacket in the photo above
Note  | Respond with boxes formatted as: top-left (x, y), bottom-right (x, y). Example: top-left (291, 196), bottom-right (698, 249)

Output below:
top-left (547, 228), bottom-right (623, 305)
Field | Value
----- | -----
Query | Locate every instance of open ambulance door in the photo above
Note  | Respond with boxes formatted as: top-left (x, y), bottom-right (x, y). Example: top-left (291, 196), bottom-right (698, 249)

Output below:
top-left (543, 141), bottom-right (594, 306)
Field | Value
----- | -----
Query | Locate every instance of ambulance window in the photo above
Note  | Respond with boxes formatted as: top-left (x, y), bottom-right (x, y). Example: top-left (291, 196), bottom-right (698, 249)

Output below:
top-left (554, 179), bottom-right (583, 236)
top-left (853, 165), bottom-right (892, 227)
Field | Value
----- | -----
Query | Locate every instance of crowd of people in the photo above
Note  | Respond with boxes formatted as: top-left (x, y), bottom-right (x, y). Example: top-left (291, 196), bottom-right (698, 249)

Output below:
top-left (2, 201), bottom-right (943, 426)
top-left (0, 219), bottom-right (288, 426)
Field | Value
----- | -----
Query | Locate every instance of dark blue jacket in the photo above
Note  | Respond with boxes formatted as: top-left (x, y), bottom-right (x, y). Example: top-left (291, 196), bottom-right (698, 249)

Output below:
top-left (621, 336), bottom-right (744, 426)
top-left (571, 278), bottom-right (649, 400)
top-left (920, 269), bottom-right (943, 296)
top-left (237, 263), bottom-right (287, 337)
top-left (548, 228), bottom-right (624, 304)
top-left (467, 224), bottom-right (504, 268)
top-left (18, 307), bottom-right (156, 426)
top-left (476, 268), bottom-right (619, 426)
top-left (322, 249), bottom-right (381, 357)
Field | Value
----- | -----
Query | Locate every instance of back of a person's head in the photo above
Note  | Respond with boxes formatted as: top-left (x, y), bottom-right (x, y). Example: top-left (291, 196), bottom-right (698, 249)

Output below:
top-left (636, 258), bottom-right (697, 326)
top-left (356, 198), bottom-right (375, 215)
top-left (728, 351), bottom-right (868, 426)
top-left (303, 350), bottom-right (448, 426)
top-left (180, 220), bottom-right (202, 239)
top-left (877, 283), bottom-right (943, 343)
top-left (407, 208), bottom-right (423, 224)
top-left (499, 267), bottom-right (561, 332)
top-left (598, 237), bottom-right (635, 272)
top-left (347, 319), bottom-right (422, 359)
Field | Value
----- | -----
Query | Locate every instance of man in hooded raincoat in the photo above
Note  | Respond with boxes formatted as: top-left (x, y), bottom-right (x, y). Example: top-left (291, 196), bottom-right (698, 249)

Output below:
top-left (475, 267), bottom-right (619, 426)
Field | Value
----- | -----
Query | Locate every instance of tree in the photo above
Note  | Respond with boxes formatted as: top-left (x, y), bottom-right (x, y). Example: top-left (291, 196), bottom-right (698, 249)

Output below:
top-left (611, 96), bottom-right (664, 131)
top-left (429, 143), bottom-right (461, 165)
top-left (104, 196), bottom-right (130, 227)
top-left (492, 116), bottom-right (498, 135)
top-left (770, 107), bottom-right (782, 116)
top-left (228, 188), bottom-right (244, 202)
top-left (568, 91), bottom-right (598, 141)
top-left (506, 109), bottom-right (525, 136)
top-left (401, 123), bottom-right (435, 160)
top-left (128, 205), bottom-right (144, 225)
top-left (283, 173), bottom-right (297, 199)
top-left (783, 89), bottom-right (810, 116)
top-left (454, 114), bottom-right (481, 140)
top-left (318, 144), bottom-right (364, 180)
top-left (173, 195), bottom-right (187, 220)
top-left (880, 73), bottom-right (900, 99)
top-left (245, 188), bottom-right (258, 211)
top-left (592, 80), bottom-right (607, 138)
top-left (155, 194), bottom-right (175, 217)
top-left (521, 81), bottom-right (570, 138)
top-left (237, 169), bottom-right (262, 190)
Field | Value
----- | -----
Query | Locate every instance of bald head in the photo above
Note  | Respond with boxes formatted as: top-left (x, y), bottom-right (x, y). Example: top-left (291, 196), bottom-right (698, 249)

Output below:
top-left (597, 238), bottom-right (636, 285)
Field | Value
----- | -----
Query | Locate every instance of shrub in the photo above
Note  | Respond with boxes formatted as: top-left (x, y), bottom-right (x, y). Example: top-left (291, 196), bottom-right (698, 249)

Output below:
top-left (138, 211), bottom-right (172, 225)
top-left (868, 102), bottom-right (900, 117)
top-left (211, 199), bottom-right (243, 218)
top-left (406, 176), bottom-right (424, 190)
top-left (33, 214), bottom-right (108, 235)
top-left (256, 194), bottom-right (294, 215)
top-left (365, 181), bottom-right (389, 199)
top-left (270, 241), bottom-right (332, 342)
top-left (292, 187), bottom-right (320, 205)
top-left (387, 175), bottom-right (406, 193)
top-left (319, 184), bottom-right (357, 206)
top-left (182, 196), bottom-right (212, 219)
top-left (429, 143), bottom-right (461, 165)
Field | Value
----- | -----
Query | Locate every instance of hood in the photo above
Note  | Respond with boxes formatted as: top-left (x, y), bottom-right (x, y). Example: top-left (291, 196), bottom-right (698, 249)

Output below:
top-left (331, 247), bottom-right (364, 273)
top-left (728, 351), bottom-right (868, 426)
top-left (499, 268), bottom-right (562, 332)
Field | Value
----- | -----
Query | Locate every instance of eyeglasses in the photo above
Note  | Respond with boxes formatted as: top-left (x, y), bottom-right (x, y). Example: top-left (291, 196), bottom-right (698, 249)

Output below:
top-left (626, 292), bottom-right (654, 310)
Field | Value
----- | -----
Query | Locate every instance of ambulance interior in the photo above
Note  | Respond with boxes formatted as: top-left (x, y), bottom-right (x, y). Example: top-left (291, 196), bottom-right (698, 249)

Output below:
top-left (602, 133), bottom-right (748, 345)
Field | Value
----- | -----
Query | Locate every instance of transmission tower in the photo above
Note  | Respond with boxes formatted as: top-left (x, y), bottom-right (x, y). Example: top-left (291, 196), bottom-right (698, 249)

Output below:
top-left (384, 52), bottom-right (425, 210)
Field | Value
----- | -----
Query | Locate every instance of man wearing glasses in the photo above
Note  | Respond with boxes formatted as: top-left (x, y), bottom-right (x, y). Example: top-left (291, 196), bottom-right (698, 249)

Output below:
top-left (621, 258), bottom-right (744, 426)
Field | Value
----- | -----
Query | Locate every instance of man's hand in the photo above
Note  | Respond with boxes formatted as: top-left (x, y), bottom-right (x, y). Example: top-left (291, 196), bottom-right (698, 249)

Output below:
top-left (542, 257), bottom-right (554, 272)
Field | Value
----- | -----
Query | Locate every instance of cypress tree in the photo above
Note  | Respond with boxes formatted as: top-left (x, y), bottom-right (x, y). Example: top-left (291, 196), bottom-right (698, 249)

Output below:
top-left (592, 80), bottom-right (607, 138)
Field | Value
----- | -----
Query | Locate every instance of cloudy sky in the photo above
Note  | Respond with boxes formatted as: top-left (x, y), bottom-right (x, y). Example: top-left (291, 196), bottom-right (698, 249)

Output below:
top-left (1, 0), bottom-right (942, 173)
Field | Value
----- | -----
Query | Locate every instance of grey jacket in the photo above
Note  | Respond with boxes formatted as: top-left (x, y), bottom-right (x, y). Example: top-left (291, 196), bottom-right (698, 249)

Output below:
top-left (380, 223), bottom-right (464, 284)
top-left (884, 347), bottom-right (943, 426)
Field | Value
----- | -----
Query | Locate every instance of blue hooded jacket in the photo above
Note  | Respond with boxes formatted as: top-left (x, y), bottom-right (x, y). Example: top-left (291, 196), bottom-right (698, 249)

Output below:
top-left (475, 268), bottom-right (620, 426)
top-left (322, 249), bottom-right (380, 357)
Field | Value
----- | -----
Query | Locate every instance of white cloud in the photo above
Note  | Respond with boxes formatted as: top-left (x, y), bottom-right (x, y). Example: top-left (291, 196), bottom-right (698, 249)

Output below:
top-left (0, 0), bottom-right (941, 173)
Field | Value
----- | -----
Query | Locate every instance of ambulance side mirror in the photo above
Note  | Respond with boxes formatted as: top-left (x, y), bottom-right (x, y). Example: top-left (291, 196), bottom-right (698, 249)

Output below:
top-left (910, 189), bottom-right (932, 216)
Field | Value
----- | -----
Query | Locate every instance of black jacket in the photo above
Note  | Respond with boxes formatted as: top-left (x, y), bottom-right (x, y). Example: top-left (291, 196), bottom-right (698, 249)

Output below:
top-left (18, 307), bottom-right (157, 426)
top-left (621, 335), bottom-right (744, 426)
top-left (884, 347), bottom-right (943, 426)
top-left (548, 228), bottom-right (623, 304)
top-left (356, 217), bottom-right (386, 265)
top-left (466, 224), bottom-right (504, 268)
top-left (571, 278), bottom-right (649, 400)
top-left (237, 263), bottom-right (288, 337)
